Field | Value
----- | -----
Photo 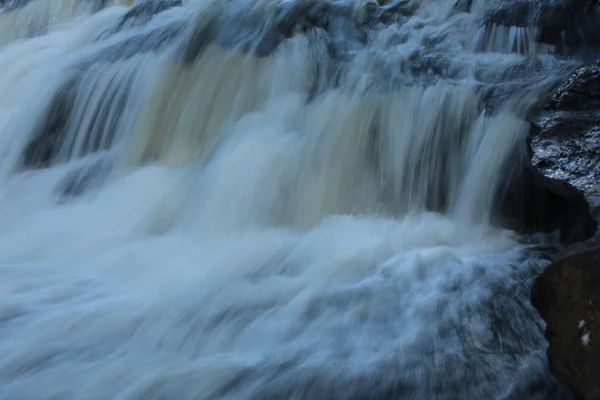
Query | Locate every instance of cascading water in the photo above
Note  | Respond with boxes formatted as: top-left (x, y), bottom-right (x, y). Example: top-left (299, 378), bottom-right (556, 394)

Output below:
top-left (0, 0), bottom-right (584, 398)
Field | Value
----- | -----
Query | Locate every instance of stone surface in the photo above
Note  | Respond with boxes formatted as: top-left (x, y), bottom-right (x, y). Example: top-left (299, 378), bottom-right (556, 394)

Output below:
top-left (549, 62), bottom-right (600, 111)
top-left (531, 62), bottom-right (600, 219)
top-left (484, 0), bottom-right (600, 51)
top-left (498, 158), bottom-right (597, 245)
top-left (531, 244), bottom-right (600, 400)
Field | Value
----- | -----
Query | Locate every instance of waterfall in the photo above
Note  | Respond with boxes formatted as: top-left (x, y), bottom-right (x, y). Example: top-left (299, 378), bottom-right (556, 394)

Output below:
top-left (0, 0), bottom-right (580, 398)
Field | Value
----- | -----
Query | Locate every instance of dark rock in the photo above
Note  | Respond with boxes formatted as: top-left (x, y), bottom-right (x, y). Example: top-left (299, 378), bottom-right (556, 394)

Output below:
top-left (22, 62), bottom-right (135, 169)
top-left (530, 62), bottom-right (600, 394)
top-left (483, 0), bottom-right (600, 51)
top-left (377, 0), bottom-right (419, 22)
top-left (532, 114), bottom-right (600, 211)
top-left (58, 157), bottom-right (112, 199)
top-left (497, 155), bottom-right (597, 245)
top-left (548, 63), bottom-right (600, 111)
top-left (22, 78), bottom-right (77, 169)
top-left (531, 62), bottom-right (600, 219)
top-left (536, 0), bottom-right (600, 49)
top-left (122, 0), bottom-right (182, 21)
top-left (531, 244), bottom-right (600, 400)
top-left (494, 62), bottom-right (598, 245)
top-left (182, 0), bottom-right (370, 62)
top-left (485, 0), bottom-right (534, 27)
top-left (450, 0), bottom-right (473, 15)
top-left (95, 21), bottom-right (183, 62)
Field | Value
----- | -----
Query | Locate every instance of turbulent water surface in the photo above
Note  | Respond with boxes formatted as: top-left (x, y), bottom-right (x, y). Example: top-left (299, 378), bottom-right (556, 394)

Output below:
top-left (0, 0), bottom-right (583, 398)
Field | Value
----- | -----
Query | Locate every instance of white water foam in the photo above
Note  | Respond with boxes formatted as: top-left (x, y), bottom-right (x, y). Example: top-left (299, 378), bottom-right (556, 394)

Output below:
top-left (0, 0), bottom-right (577, 398)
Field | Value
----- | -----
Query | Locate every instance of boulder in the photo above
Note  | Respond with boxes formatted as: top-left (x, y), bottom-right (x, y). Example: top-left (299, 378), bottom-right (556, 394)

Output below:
top-left (531, 244), bottom-right (600, 400)
top-left (530, 61), bottom-right (600, 397)
top-left (497, 157), bottom-right (597, 245)
top-left (548, 62), bottom-right (600, 112)
top-left (531, 62), bottom-right (600, 219)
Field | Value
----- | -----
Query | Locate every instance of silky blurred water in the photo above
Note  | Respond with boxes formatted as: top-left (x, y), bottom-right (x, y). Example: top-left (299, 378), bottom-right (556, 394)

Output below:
top-left (0, 0), bottom-right (578, 398)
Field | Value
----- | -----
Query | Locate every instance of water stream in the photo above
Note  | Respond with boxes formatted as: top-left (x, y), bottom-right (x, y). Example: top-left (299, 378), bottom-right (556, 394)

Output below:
top-left (0, 0), bottom-right (580, 398)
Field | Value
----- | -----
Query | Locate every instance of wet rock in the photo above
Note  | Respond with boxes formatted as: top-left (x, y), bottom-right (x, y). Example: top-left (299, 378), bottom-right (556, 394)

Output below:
top-left (95, 22), bottom-right (184, 63)
top-left (531, 244), bottom-right (600, 400)
top-left (450, 0), bottom-right (473, 15)
top-left (377, 0), bottom-right (419, 22)
top-left (536, 0), bottom-right (600, 49)
top-left (58, 157), bottom-right (112, 199)
top-left (531, 62), bottom-right (600, 219)
top-left (493, 61), bottom-right (598, 245)
top-left (182, 0), bottom-right (370, 62)
top-left (483, 0), bottom-right (600, 51)
top-left (498, 157), bottom-right (597, 245)
top-left (22, 78), bottom-right (77, 169)
top-left (548, 62), bottom-right (600, 111)
top-left (485, 0), bottom-right (533, 27)
top-left (122, 0), bottom-right (182, 21)
top-left (22, 63), bottom-right (135, 170)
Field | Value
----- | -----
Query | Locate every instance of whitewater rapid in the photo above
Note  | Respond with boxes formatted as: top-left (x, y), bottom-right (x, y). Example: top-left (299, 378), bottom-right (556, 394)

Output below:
top-left (0, 0), bottom-right (581, 398)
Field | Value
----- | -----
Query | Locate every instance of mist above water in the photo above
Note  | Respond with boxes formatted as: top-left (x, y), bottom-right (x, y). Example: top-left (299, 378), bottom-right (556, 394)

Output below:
top-left (0, 0), bottom-right (579, 398)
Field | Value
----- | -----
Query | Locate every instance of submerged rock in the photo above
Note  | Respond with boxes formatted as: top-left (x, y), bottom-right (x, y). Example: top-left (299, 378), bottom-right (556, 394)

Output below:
top-left (181, 0), bottom-right (380, 62)
top-left (531, 243), bottom-right (600, 400)
top-left (0, 0), bottom-right (35, 11)
top-left (22, 78), bottom-right (78, 169)
top-left (102, 0), bottom-right (183, 36)
top-left (58, 157), bottom-right (113, 199)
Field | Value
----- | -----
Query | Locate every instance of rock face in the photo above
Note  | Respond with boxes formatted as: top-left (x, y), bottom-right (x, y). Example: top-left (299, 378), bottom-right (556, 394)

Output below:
top-left (531, 244), bottom-right (600, 400)
top-left (497, 59), bottom-right (600, 246)
top-left (530, 60), bottom-right (600, 399)
top-left (549, 62), bottom-right (600, 111)
top-left (532, 62), bottom-right (600, 219)
top-left (498, 161), bottom-right (597, 245)
top-left (484, 0), bottom-right (600, 51)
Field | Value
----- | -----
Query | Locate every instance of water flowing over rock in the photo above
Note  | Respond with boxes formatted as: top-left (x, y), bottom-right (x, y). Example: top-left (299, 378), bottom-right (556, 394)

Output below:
top-left (484, 0), bottom-right (600, 53)
top-left (532, 242), bottom-right (600, 400)
top-left (0, 0), bottom-right (597, 398)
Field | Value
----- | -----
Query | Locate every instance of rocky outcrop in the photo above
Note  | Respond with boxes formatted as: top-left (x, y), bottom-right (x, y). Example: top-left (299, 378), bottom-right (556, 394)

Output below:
top-left (494, 60), bottom-right (600, 246)
top-left (530, 60), bottom-right (600, 399)
top-left (531, 243), bottom-right (600, 400)
top-left (531, 62), bottom-right (600, 219)
top-left (498, 161), bottom-right (597, 245)
top-left (484, 0), bottom-right (600, 52)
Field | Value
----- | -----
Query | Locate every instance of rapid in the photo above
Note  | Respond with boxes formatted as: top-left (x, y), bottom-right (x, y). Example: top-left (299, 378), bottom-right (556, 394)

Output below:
top-left (0, 0), bottom-right (583, 398)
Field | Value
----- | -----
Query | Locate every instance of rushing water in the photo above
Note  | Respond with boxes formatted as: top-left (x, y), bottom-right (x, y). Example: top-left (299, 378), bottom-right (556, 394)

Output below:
top-left (0, 0), bottom-right (582, 398)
